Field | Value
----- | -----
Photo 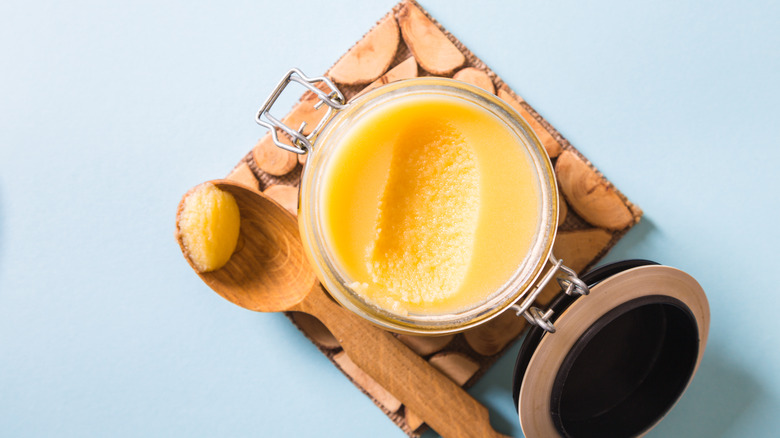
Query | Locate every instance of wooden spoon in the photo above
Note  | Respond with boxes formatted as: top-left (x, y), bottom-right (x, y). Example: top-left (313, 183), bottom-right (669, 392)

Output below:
top-left (176, 180), bottom-right (509, 438)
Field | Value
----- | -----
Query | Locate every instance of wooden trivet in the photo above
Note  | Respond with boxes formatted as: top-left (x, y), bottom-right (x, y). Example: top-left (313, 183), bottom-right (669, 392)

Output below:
top-left (225, 1), bottom-right (642, 436)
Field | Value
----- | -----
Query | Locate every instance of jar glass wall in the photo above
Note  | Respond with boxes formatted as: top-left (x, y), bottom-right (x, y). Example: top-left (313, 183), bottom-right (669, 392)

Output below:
top-left (298, 78), bottom-right (558, 335)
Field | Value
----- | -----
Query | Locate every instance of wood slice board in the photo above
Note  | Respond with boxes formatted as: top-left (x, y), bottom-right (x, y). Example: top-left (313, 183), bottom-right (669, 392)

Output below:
top-left (226, 1), bottom-right (642, 436)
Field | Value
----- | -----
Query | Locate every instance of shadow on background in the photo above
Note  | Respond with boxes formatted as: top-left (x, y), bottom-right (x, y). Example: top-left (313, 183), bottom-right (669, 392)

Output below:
top-left (599, 217), bottom-right (764, 434)
top-left (601, 215), bottom-right (658, 263)
top-left (651, 345), bottom-right (762, 437)
top-left (425, 341), bottom-right (762, 438)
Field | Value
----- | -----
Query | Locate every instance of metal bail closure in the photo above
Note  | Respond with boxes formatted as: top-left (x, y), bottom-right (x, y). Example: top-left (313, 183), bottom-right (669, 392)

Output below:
top-left (256, 68), bottom-right (346, 154)
top-left (511, 254), bottom-right (590, 334)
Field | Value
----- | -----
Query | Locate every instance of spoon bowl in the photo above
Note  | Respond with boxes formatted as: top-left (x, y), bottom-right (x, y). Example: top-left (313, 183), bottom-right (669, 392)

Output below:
top-left (176, 180), bottom-right (316, 313)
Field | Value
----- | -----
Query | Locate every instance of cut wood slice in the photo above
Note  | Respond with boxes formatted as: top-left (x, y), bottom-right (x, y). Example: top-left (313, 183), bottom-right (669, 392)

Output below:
top-left (530, 229), bottom-right (613, 308)
top-left (428, 352), bottom-right (480, 386)
top-left (354, 56), bottom-right (418, 99)
top-left (497, 86), bottom-right (562, 158)
top-left (556, 151), bottom-right (635, 230)
top-left (397, 1), bottom-right (465, 75)
top-left (396, 333), bottom-right (454, 356)
top-left (333, 351), bottom-right (402, 413)
top-left (558, 191), bottom-right (569, 228)
top-left (226, 161), bottom-right (260, 190)
top-left (497, 85), bottom-right (525, 104)
top-left (290, 311), bottom-right (340, 350)
top-left (257, 80), bottom-right (330, 169)
top-left (453, 67), bottom-right (495, 94)
top-left (329, 14), bottom-right (400, 85)
top-left (284, 96), bottom-right (330, 139)
top-left (263, 184), bottom-right (299, 217)
top-left (282, 99), bottom-right (326, 168)
top-left (553, 228), bottom-right (613, 274)
top-left (285, 87), bottom-right (328, 167)
top-left (252, 136), bottom-right (298, 176)
top-left (464, 308), bottom-right (528, 356)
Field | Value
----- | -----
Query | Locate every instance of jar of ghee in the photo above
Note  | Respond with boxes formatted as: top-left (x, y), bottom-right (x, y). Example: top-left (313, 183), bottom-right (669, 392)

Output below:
top-left (259, 69), bottom-right (558, 334)
top-left (256, 68), bottom-right (710, 437)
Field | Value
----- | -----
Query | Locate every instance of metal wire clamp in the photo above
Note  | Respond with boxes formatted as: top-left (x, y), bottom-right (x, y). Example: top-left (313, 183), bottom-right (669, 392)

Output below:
top-left (255, 68), bottom-right (346, 154)
top-left (510, 254), bottom-right (590, 334)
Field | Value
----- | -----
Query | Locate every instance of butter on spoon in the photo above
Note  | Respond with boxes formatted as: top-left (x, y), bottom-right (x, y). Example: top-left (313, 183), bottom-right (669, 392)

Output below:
top-left (176, 182), bottom-right (241, 272)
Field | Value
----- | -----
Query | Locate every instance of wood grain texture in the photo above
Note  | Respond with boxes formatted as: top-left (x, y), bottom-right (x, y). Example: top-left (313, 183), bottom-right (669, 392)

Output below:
top-left (263, 184), bottom-right (298, 217)
top-left (226, 161), bottom-right (260, 190)
top-left (406, 409), bottom-right (424, 433)
top-left (558, 192), bottom-right (569, 228)
top-left (553, 229), bottom-right (614, 273)
top-left (254, 80), bottom-right (330, 173)
top-left (329, 14), bottom-right (400, 85)
top-left (453, 67), bottom-right (495, 94)
top-left (252, 136), bottom-right (298, 176)
top-left (397, 1), bottom-right (464, 75)
top-left (334, 351), bottom-right (403, 413)
top-left (405, 352), bottom-right (481, 432)
top-left (294, 285), bottom-right (510, 438)
top-left (497, 86), bottom-right (562, 158)
top-left (464, 307), bottom-right (528, 356)
top-left (429, 352), bottom-right (480, 386)
top-left (556, 150), bottom-right (635, 230)
top-left (354, 56), bottom-right (418, 98)
top-left (284, 90), bottom-right (330, 138)
top-left (396, 333), bottom-right (454, 356)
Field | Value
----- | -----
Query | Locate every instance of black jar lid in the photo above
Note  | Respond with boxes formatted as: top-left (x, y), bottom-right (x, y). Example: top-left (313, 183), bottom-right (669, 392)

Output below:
top-left (512, 261), bottom-right (710, 437)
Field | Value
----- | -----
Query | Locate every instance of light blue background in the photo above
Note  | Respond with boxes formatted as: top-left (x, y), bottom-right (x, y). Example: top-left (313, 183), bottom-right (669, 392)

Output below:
top-left (1, 0), bottom-right (778, 436)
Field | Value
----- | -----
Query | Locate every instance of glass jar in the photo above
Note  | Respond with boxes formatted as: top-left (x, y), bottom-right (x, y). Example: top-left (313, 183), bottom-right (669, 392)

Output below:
top-left (258, 69), bottom-right (560, 335)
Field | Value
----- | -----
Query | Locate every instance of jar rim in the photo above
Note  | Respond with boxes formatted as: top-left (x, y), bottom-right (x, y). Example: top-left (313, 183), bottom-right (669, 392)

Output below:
top-left (298, 77), bottom-right (558, 335)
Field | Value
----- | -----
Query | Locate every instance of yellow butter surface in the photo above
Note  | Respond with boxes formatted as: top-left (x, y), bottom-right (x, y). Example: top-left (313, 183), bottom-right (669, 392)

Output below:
top-left (322, 94), bottom-right (540, 314)
top-left (179, 183), bottom-right (241, 272)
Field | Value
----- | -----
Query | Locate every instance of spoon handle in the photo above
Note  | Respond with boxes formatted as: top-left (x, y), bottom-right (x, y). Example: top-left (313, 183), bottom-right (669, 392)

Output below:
top-left (294, 284), bottom-right (510, 438)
